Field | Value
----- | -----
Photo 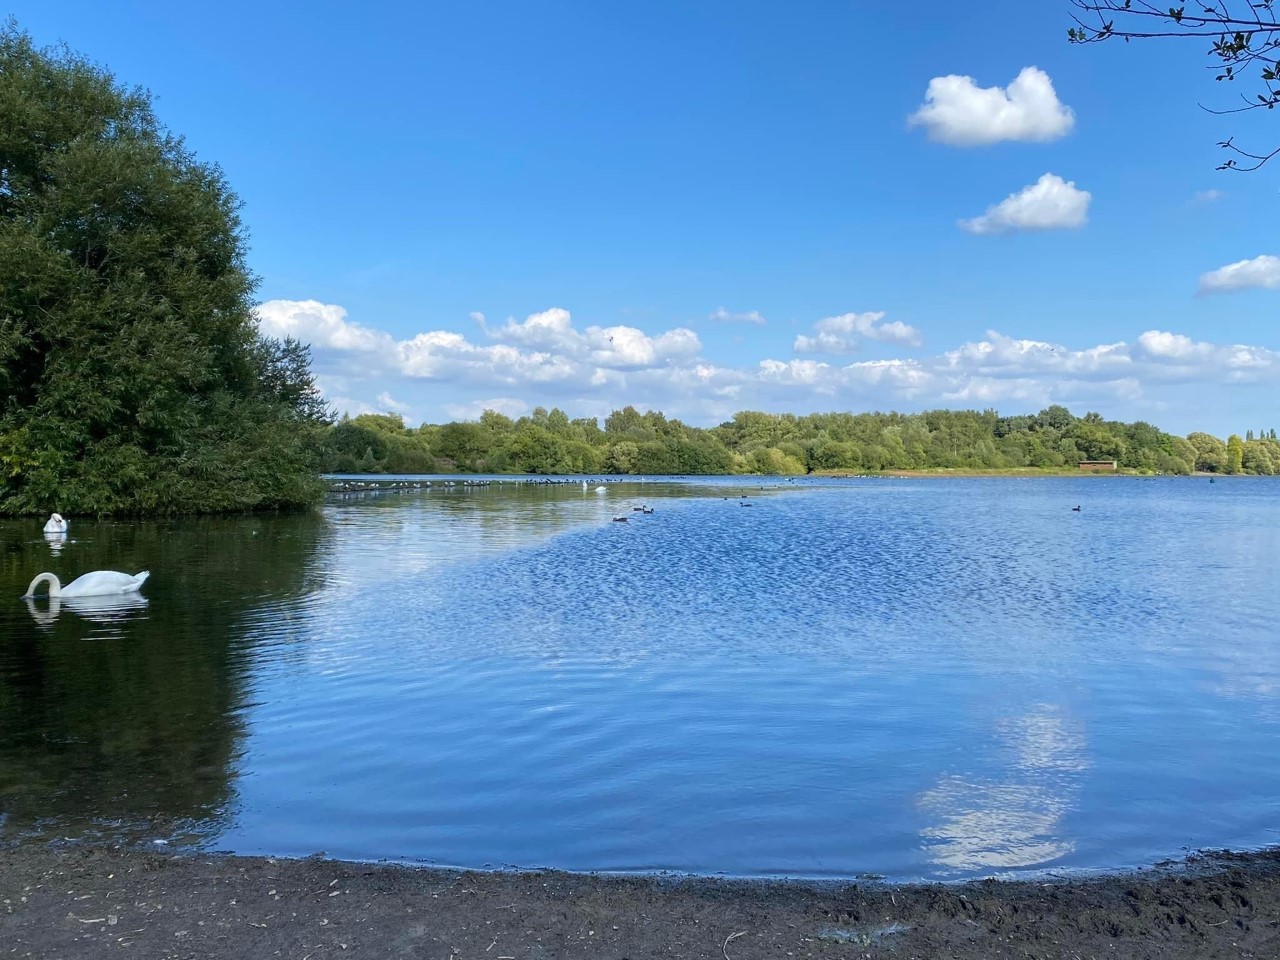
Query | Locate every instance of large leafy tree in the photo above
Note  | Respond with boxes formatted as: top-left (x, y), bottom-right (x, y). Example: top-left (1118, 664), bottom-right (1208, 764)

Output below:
top-left (0, 24), bottom-right (329, 515)
top-left (1068, 1), bottom-right (1280, 169)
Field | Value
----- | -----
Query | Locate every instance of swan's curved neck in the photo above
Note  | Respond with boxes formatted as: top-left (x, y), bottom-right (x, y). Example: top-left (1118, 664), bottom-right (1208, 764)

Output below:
top-left (24, 573), bottom-right (61, 598)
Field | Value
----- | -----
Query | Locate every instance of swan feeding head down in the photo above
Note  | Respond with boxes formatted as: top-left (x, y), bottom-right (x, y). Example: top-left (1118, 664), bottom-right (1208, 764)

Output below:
top-left (23, 570), bottom-right (149, 599)
top-left (43, 513), bottom-right (68, 534)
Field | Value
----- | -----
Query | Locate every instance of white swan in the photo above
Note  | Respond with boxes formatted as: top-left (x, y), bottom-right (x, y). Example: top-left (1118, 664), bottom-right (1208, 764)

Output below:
top-left (43, 513), bottom-right (68, 534)
top-left (23, 570), bottom-right (150, 599)
top-left (594, 485), bottom-right (607, 493)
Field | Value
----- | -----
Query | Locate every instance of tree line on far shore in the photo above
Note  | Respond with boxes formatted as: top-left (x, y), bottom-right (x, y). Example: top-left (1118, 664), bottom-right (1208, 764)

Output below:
top-left (321, 405), bottom-right (1280, 477)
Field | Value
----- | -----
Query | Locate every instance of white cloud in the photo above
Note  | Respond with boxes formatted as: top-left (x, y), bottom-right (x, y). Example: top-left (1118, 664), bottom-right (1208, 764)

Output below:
top-left (942, 330), bottom-right (1131, 380)
top-left (794, 311), bottom-right (924, 354)
top-left (709, 306), bottom-right (767, 325)
top-left (481, 307), bottom-right (702, 369)
top-left (1193, 189), bottom-right (1224, 203)
top-left (1197, 254), bottom-right (1280, 295)
top-left (376, 391), bottom-right (411, 414)
top-left (396, 331), bottom-right (580, 384)
top-left (258, 300), bottom-right (1279, 429)
top-left (1133, 330), bottom-right (1277, 381)
top-left (960, 174), bottom-right (1090, 235)
top-left (256, 300), bottom-right (391, 353)
top-left (908, 66), bottom-right (1074, 146)
top-left (1134, 331), bottom-right (1211, 362)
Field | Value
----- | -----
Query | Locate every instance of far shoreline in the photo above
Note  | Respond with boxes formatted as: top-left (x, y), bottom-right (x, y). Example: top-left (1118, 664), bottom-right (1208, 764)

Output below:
top-left (325, 467), bottom-right (1211, 484)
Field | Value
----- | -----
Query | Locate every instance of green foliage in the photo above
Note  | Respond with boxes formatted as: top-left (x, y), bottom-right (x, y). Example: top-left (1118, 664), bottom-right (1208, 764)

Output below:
top-left (0, 24), bottom-right (328, 516)
top-left (1226, 434), bottom-right (1245, 475)
top-left (322, 403), bottom-right (1235, 477)
top-left (1242, 440), bottom-right (1276, 475)
top-left (1187, 432), bottom-right (1228, 473)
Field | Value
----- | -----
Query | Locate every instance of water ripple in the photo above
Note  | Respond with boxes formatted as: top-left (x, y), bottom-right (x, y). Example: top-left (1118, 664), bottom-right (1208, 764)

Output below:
top-left (2, 478), bottom-right (1278, 878)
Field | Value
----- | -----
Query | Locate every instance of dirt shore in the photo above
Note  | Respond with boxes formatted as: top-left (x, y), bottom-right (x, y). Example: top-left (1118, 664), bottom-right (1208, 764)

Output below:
top-left (2, 844), bottom-right (1278, 959)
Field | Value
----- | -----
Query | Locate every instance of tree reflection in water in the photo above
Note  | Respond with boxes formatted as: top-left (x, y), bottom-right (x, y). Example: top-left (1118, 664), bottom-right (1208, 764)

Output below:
top-left (0, 513), bottom-right (330, 844)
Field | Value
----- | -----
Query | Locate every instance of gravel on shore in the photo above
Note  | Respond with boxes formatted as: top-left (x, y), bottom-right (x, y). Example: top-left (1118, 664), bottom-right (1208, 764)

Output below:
top-left (2, 843), bottom-right (1278, 959)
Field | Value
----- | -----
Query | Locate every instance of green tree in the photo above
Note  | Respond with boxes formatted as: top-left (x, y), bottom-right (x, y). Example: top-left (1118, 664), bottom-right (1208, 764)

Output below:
top-left (1187, 432), bottom-right (1228, 473)
top-left (747, 447), bottom-right (806, 475)
top-left (604, 405), bottom-right (647, 436)
top-left (323, 420), bottom-right (389, 473)
top-left (318, 403), bottom-right (1217, 478)
top-left (1036, 405), bottom-right (1076, 432)
top-left (1226, 434), bottom-right (1245, 474)
top-left (1068, 422), bottom-right (1127, 462)
top-left (351, 413), bottom-right (406, 434)
top-left (433, 421), bottom-right (489, 470)
top-left (1166, 436), bottom-right (1198, 474)
top-left (604, 440), bottom-right (639, 474)
top-left (1242, 440), bottom-right (1276, 475)
top-left (0, 24), bottom-right (327, 515)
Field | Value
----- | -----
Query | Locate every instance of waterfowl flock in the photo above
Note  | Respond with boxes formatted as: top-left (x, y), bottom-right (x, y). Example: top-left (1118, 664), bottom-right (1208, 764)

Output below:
top-left (328, 476), bottom-right (625, 496)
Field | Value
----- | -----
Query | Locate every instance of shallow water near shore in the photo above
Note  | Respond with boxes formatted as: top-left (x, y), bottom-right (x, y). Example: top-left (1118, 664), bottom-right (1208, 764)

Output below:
top-left (1, 476), bottom-right (1277, 880)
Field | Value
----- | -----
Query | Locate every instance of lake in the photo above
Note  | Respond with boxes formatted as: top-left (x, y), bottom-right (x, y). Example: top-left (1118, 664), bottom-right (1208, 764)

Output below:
top-left (1, 476), bottom-right (1277, 880)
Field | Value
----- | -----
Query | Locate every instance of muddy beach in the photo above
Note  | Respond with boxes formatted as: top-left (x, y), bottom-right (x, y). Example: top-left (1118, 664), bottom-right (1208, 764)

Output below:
top-left (2, 843), bottom-right (1278, 959)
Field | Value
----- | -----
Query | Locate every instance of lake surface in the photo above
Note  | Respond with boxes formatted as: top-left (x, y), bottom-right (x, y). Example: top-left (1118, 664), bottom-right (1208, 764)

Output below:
top-left (1, 476), bottom-right (1278, 880)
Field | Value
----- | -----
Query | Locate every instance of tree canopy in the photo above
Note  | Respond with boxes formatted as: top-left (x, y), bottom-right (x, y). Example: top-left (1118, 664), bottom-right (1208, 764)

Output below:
top-left (1069, 1), bottom-right (1280, 169)
top-left (0, 24), bottom-right (329, 515)
top-left (320, 404), bottom-right (1280, 477)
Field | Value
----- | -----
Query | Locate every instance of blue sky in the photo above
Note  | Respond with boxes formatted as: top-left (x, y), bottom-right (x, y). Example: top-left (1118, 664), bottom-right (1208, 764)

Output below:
top-left (12, 0), bottom-right (1278, 434)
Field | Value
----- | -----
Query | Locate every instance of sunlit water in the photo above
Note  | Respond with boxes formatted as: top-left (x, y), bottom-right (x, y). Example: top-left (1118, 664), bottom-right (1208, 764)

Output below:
top-left (1, 476), bottom-right (1278, 880)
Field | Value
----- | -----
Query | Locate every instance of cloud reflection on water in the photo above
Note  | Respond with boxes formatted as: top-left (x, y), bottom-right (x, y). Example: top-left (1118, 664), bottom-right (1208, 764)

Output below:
top-left (918, 704), bottom-right (1088, 873)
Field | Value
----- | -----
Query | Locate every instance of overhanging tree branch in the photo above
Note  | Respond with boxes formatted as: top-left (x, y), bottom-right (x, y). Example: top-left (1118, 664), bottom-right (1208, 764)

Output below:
top-left (1068, 1), bottom-right (1280, 169)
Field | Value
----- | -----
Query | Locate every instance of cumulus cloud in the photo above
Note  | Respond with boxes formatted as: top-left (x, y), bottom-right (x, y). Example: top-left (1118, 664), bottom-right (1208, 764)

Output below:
top-left (942, 330), bottom-right (1131, 380)
top-left (793, 311), bottom-right (924, 354)
top-left (481, 307), bottom-right (702, 369)
top-left (1197, 254), bottom-right (1280, 295)
top-left (709, 306), bottom-right (767, 325)
top-left (908, 66), bottom-right (1074, 146)
top-left (396, 331), bottom-right (579, 384)
top-left (960, 174), bottom-right (1091, 235)
top-left (258, 300), bottom-right (1279, 426)
top-left (944, 329), bottom-right (1277, 390)
top-left (1133, 330), bottom-right (1277, 381)
top-left (256, 299), bottom-right (391, 352)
